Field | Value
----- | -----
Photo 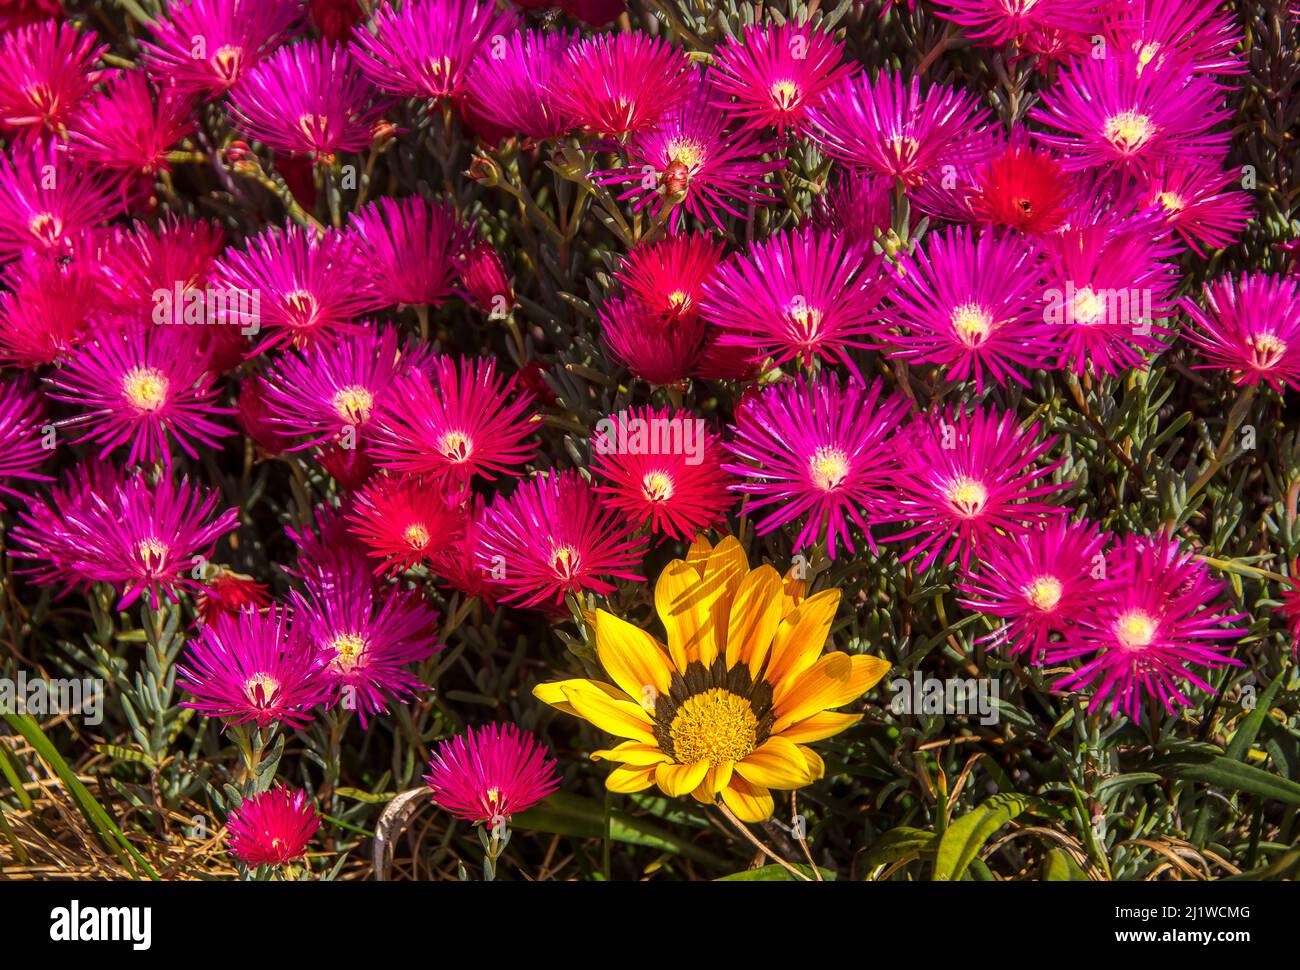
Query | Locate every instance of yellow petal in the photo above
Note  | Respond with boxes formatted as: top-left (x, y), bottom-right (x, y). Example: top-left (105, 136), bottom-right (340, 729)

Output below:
top-left (653, 559), bottom-right (728, 671)
top-left (690, 761), bottom-right (735, 803)
top-left (782, 567), bottom-right (807, 611)
top-left (561, 684), bottom-right (657, 745)
top-left (606, 764), bottom-right (657, 793)
top-left (591, 741), bottom-right (671, 767)
top-left (533, 677), bottom-right (626, 717)
top-left (655, 759), bottom-right (710, 797)
top-left (779, 710), bottom-right (862, 744)
top-left (720, 775), bottom-right (774, 823)
top-left (765, 588), bottom-right (840, 686)
top-left (594, 609), bottom-right (673, 704)
top-left (725, 564), bottom-right (784, 675)
top-left (685, 534), bottom-right (713, 571)
top-left (799, 744), bottom-right (825, 781)
top-left (733, 736), bottom-right (817, 790)
top-left (771, 653), bottom-right (892, 734)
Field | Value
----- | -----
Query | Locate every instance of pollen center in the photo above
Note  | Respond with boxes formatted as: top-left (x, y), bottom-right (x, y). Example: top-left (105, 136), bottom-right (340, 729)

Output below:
top-left (137, 536), bottom-right (169, 569)
top-left (283, 289), bottom-right (321, 329)
top-left (668, 688), bottom-right (758, 768)
top-left (332, 385), bottom-right (374, 424)
top-left (438, 430), bottom-right (473, 463)
top-left (1115, 609), bottom-right (1158, 648)
top-left (769, 79), bottom-right (801, 109)
top-left (809, 445), bottom-right (850, 491)
top-left (551, 544), bottom-right (580, 578)
top-left (211, 45), bottom-right (243, 83)
top-left (403, 523), bottom-right (431, 550)
top-left (665, 139), bottom-right (704, 171)
top-left (1025, 575), bottom-right (1063, 612)
top-left (951, 303), bottom-right (993, 347)
top-left (122, 366), bottom-right (170, 412)
top-left (329, 632), bottom-right (368, 670)
top-left (28, 211), bottom-right (63, 244)
top-left (944, 475), bottom-right (989, 517)
top-left (1103, 110), bottom-right (1155, 152)
top-left (1155, 191), bottom-right (1184, 213)
top-left (1070, 285), bottom-right (1107, 325)
top-left (243, 672), bottom-right (281, 707)
top-left (1250, 332), bottom-right (1286, 369)
top-left (641, 470), bottom-right (675, 502)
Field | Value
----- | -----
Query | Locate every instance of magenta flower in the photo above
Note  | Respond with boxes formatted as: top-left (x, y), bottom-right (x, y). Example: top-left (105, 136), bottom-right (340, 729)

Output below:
top-left (478, 470), bottom-right (646, 609)
top-left (0, 379), bottom-right (49, 502)
top-left (594, 75), bottom-right (783, 232)
top-left (178, 606), bottom-right (331, 728)
top-left (1100, 0), bottom-right (1246, 76)
top-left (229, 42), bottom-right (383, 162)
top-left (0, 254), bottom-right (102, 369)
top-left (351, 0), bottom-right (519, 102)
top-left (1031, 51), bottom-right (1231, 176)
top-left (590, 405), bottom-right (736, 542)
top-left (932, 0), bottom-right (1106, 47)
top-left (1048, 533), bottom-right (1247, 721)
top-left (227, 787), bottom-right (321, 868)
top-left (724, 374), bottom-right (909, 558)
top-left (291, 554), bottom-right (438, 725)
top-left (613, 233), bottom-right (722, 324)
top-left (349, 196), bottom-right (470, 309)
top-left (66, 70), bottom-right (195, 183)
top-left (456, 239), bottom-right (515, 317)
top-left (601, 296), bottom-right (707, 387)
top-left (884, 406), bottom-right (1068, 572)
top-left (549, 32), bottom-right (692, 137)
top-left (0, 142), bottom-right (121, 266)
top-left (1181, 273), bottom-right (1300, 392)
top-left (44, 322), bottom-right (234, 468)
top-left (94, 217), bottom-right (226, 318)
top-left (142, 0), bottom-right (302, 100)
top-left (4, 464), bottom-right (123, 594)
top-left (214, 222), bottom-right (374, 351)
top-left (370, 356), bottom-right (537, 488)
top-left (425, 723), bottom-right (560, 824)
top-left (0, 19), bottom-right (105, 141)
top-left (806, 70), bottom-right (989, 186)
top-left (700, 227), bottom-right (887, 378)
top-left (464, 28), bottom-right (577, 140)
top-left (1136, 161), bottom-right (1252, 257)
top-left (347, 474), bottom-right (464, 576)
top-left (884, 227), bottom-right (1053, 390)
top-left (957, 518), bottom-right (1110, 661)
top-left (707, 21), bottom-right (854, 135)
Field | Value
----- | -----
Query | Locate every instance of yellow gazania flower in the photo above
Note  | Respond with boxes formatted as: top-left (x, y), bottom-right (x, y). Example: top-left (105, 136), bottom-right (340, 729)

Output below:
top-left (533, 535), bottom-right (891, 822)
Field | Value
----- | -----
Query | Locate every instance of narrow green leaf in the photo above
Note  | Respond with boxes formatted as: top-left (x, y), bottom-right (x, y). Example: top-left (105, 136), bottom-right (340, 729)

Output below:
top-left (716, 863), bottom-right (835, 881)
top-left (933, 793), bottom-right (1034, 881)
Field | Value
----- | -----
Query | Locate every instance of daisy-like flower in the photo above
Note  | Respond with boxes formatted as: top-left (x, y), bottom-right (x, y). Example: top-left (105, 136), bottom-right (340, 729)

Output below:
top-left (292, 555), bottom-right (438, 725)
top-left (214, 222), bottom-right (374, 351)
top-left (932, 0), bottom-right (1106, 46)
top-left (229, 42), bottom-right (383, 163)
top-left (1031, 50), bottom-right (1231, 176)
top-left (884, 227), bottom-right (1052, 390)
top-left (0, 142), bottom-right (121, 265)
top-left (66, 71), bottom-right (195, 182)
top-left (0, 19), bottom-right (105, 141)
top-left (806, 70), bottom-right (989, 187)
top-left (457, 239), bottom-right (515, 318)
top-left (0, 379), bottom-right (49, 502)
top-left (1181, 273), bottom-right (1300, 392)
top-left (261, 325), bottom-right (430, 450)
top-left (347, 474), bottom-right (463, 576)
top-left (601, 296), bottom-right (708, 387)
top-left (227, 787), bottom-right (321, 868)
top-left (590, 405), bottom-right (736, 542)
top-left (1101, 0), bottom-right (1246, 76)
top-left (425, 723), bottom-right (560, 823)
top-left (1041, 216), bottom-right (1178, 375)
top-left (195, 568), bottom-right (272, 626)
top-left (724, 374), bottom-right (909, 558)
top-left (7, 464), bottom-right (122, 594)
top-left (700, 227), bottom-right (886, 377)
top-left (884, 406), bottom-right (1068, 572)
top-left (707, 21), bottom-right (854, 135)
top-left (534, 535), bottom-right (892, 822)
top-left (549, 32), bottom-right (692, 137)
top-left (1136, 161), bottom-right (1252, 257)
top-left (44, 322), bottom-right (233, 469)
top-left (464, 29), bottom-right (576, 140)
top-left (178, 606), bottom-right (330, 728)
top-left (370, 356), bottom-right (537, 488)
top-left (349, 196), bottom-right (470, 310)
top-left (478, 470), bottom-right (646, 609)
top-left (613, 233), bottom-right (722, 323)
top-left (351, 0), bottom-right (519, 102)
top-left (957, 518), bottom-right (1109, 661)
top-left (142, 0), bottom-right (302, 100)
top-left (965, 139), bottom-right (1073, 236)
top-left (594, 75), bottom-right (783, 232)
top-left (1048, 533), bottom-right (1247, 720)
top-left (0, 254), bottom-right (102, 368)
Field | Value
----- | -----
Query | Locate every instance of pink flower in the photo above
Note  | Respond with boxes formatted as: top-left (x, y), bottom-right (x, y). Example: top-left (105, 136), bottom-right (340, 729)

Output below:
top-left (1181, 273), bottom-right (1300, 392)
top-left (0, 254), bottom-right (102, 368)
top-left (464, 28), bottom-right (577, 140)
top-left (347, 474), bottom-right (464, 576)
top-left (66, 70), bottom-right (195, 182)
top-left (549, 32), bottom-right (692, 137)
top-left (425, 723), bottom-right (560, 823)
top-left (349, 196), bottom-right (470, 309)
top-left (1136, 161), bottom-right (1252, 257)
top-left (227, 787), bottom-right (320, 867)
top-left (932, 0), bottom-right (1107, 47)
top-left (0, 378), bottom-right (49, 503)
top-left (0, 19), bottom-right (105, 141)
top-left (0, 142), bottom-right (121, 266)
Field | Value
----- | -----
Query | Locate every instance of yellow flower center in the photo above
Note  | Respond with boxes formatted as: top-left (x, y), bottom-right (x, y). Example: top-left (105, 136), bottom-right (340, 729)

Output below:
top-left (886, 134), bottom-right (920, 159)
top-left (329, 632), bottom-right (368, 670)
top-left (1071, 286), bottom-right (1107, 325)
top-left (211, 45), bottom-right (242, 83)
top-left (786, 301), bottom-right (824, 339)
top-left (137, 537), bottom-right (169, 569)
top-left (1251, 332), bottom-right (1287, 369)
top-left (122, 366), bottom-right (170, 412)
top-left (1137, 41), bottom-right (1161, 67)
top-left (1156, 191), bottom-right (1185, 213)
top-left (403, 523), bottom-right (431, 550)
top-left (28, 211), bottom-right (62, 245)
top-left (552, 544), bottom-right (580, 578)
top-left (951, 303), bottom-right (993, 347)
top-left (769, 79), bottom-right (801, 109)
top-left (332, 385), bottom-right (374, 424)
top-left (809, 446), bottom-right (850, 491)
top-left (1115, 609), bottom-right (1158, 648)
top-left (243, 672), bottom-right (281, 706)
top-left (668, 688), bottom-right (758, 767)
top-left (944, 475), bottom-right (989, 517)
top-left (1103, 110), bottom-right (1155, 152)
top-left (666, 138), bottom-right (705, 171)
top-left (641, 470), bottom-right (675, 502)
top-left (666, 289), bottom-right (690, 309)
top-left (284, 289), bottom-right (321, 329)
top-left (438, 430), bottom-right (473, 463)
top-left (1025, 575), bottom-right (1063, 611)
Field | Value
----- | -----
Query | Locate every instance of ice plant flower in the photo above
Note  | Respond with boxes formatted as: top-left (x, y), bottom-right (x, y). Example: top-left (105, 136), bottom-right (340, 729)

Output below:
top-left (884, 227), bottom-right (1052, 390)
top-left (227, 787), bottom-right (321, 868)
top-left (44, 322), bottom-right (234, 468)
top-left (178, 607), bottom-right (331, 728)
top-left (932, 0), bottom-right (1106, 46)
top-left (601, 296), bottom-right (708, 387)
top-left (534, 535), bottom-right (892, 822)
top-left (478, 470), bottom-right (647, 609)
top-left (724, 374), bottom-right (909, 558)
top-left (141, 0), bottom-right (302, 100)
top-left (813, 171), bottom-right (893, 248)
top-left (1100, 0), bottom-right (1246, 76)
top-left (349, 196), bottom-right (470, 310)
top-left (425, 723), bottom-right (561, 823)
top-left (1181, 273), bottom-right (1300, 392)
top-left (0, 254), bottom-right (102, 368)
top-left (1048, 533), bottom-right (1247, 720)
top-left (590, 405), bottom-right (736, 542)
top-left (66, 70), bottom-right (195, 185)
top-left (195, 568), bottom-right (272, 626)
top-left (1137, 161), bottom-right (1253, 257)
top-left (0, 379), bottom-right (49, 502)
top-left (964, 140), bottom-right (1073, 236)
top-left (457, 239), bottom-right (515, 318)
top-left (229, 42), bottom-right (383, 163)
top-left (347, 474), bottom-right (463, 576)
top-left (707, 21), bottom-right (854, 135)
top-left (549, 32), bottom-right (692, 137)
top-left (350, 0), bottom-right (519, 102)
top-left (884, 406), bottom-right (1068, 572)
top-left (292, 555), bottom-right (438, 725)
top-left (0, 142), bottom-right (120, 265)
top-left (613, 233), bottom-right (722, 323)
top-left (464, 29), bottom-right (578, 140)
top-left (957, 518), bottom-right (1110, 661)
top-left (0, 19), bottom-right (105, 141)
top-left (700, 227), bottom-right (887, 377)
